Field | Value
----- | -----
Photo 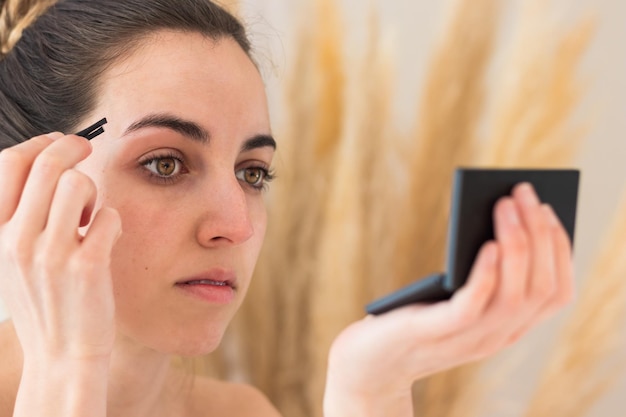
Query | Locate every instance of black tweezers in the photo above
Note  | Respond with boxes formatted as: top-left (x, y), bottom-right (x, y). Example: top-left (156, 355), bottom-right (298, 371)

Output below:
top-left (75, 117), bottom-right (108, 140)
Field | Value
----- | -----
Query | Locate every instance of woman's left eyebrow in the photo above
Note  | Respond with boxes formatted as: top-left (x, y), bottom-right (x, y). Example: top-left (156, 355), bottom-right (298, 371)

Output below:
top-left (241, 134), bottom-right (277, 152)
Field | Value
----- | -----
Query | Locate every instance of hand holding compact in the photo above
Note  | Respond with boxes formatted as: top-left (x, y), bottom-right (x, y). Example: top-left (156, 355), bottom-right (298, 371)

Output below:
top-left (0, 133), bottom-right (121, 363)
top-left (324, 184), bottom-right (574, 417)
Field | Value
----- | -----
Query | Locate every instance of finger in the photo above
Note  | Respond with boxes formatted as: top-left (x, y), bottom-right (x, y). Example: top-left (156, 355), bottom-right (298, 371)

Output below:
top-left (498, 221), bottom-right (574, 345)
top-left (486, 198), bottom-right (567, 351)
top-left (534, 205), bottom-right (575, 317)
top-left (492, 196), bottom-right (529, 311)
top-left (44, 169), bottom-right (97, 246)
top-left (80, 207), bottom-right (122, 263)
top-left (446, 241), bottom-right (499, 330)
top-left (513, 183), bottom-right (557, 301)
top-left (380, 242), bottom-right (499, 340)
top-left (0, 133), bottom-right (62, 224)
top-left (11, 135), bottom-right (92, 237)
top-left (500, 215), bottom-right (576, 347)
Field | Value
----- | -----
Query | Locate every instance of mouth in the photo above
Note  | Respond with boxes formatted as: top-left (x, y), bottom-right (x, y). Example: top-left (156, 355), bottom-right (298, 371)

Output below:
top-left (176, 279), bottom-right (234, 288)
top-left (175, 269), bottom-right (237, 289)
top-left (174, 270), bottom-right (238, 304)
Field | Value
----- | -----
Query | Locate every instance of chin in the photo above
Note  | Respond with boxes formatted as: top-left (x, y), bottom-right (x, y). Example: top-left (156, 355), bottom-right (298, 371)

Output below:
top-left (162, 322), bottom-right (230, 356)
top-left (118, 317), bottom-right (230, 357)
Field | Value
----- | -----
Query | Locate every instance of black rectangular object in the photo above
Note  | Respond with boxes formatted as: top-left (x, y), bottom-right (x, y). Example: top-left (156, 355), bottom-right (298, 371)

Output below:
top-left (365, 167), bottom-right (580, 315)
top-left (444, 168), bottom-right (579, 291)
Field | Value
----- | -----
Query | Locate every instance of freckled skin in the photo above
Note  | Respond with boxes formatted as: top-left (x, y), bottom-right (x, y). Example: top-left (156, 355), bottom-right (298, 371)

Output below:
top-left (0, 30), bottom-right (280, 417)
top-left (76, 31), bottom-right (273, 356)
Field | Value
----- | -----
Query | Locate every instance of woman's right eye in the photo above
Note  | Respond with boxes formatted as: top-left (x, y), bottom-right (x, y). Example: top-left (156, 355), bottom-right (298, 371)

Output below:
top-left (139, 153), bottom-right (187, 184)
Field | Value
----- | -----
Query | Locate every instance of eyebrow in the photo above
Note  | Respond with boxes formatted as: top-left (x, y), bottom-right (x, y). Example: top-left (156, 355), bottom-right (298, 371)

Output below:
top-left (122, 113), bottom-right (276, 151)
top-left (242, 134), bottom-right (277, 152)
top-left (123, 113), bottom-right (209, 143)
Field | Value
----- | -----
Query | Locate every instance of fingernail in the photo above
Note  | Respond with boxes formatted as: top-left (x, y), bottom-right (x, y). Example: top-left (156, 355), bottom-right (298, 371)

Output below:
top-left (505, 200), bottom-right (520, 225)
top-left (543, 204), bottom-right (560, 227)
top-left (517, 182), bottom-right (539, 207)
top-left (47, 132), bottom-right (64, 140)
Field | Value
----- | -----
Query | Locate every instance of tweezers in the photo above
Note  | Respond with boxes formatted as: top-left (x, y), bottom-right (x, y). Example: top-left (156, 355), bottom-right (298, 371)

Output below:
top-left (75, 117), bottom-right (108, 140)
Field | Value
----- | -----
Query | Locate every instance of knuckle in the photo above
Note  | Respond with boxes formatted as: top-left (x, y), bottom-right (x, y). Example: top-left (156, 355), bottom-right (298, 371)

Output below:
top-left (5, 233), bottom-right (34, 265)
top-left (503, 230), bottom-right (529, 255)
top-left (536, 279), bottom-right (557, 300)
top-left (502, 292), bottom-right (525, 311)
top-left (71, 251), bottom-right (110, 275)
top-left (503, 248), bottom-right (530, 277)
top-left (33, 153), bottom-right (64, 175)
top-left (0, 148), bottom-right (27, 167)
top-left (58, 169), bottom-right (95, 195)
top-left (34, 243), bottom-right (64, 272)
top-left (533, 221), bottom-right (553, 244)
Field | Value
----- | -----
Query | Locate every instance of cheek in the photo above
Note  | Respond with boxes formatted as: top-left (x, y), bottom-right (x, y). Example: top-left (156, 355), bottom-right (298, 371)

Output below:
top-left (109, 199), bottom-right (187, 261)
top-left (242, 199), bottom-right (267, 275)
top-left (101, 181), bottom-right (189, 284)
top-left (250, 198), bottom-right (268, 251)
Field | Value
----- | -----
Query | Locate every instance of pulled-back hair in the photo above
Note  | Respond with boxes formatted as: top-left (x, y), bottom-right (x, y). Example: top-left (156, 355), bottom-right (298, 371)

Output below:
top-left (0, 0), bottom-right (250, 149)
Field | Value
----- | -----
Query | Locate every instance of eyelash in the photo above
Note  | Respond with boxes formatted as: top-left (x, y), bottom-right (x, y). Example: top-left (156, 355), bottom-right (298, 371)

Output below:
top-left (139, 151), bottom-right (186, 185)
top-left (239, 166), bottom-right (276, 192)
top-left (138, 152), bottom-right (276, 191)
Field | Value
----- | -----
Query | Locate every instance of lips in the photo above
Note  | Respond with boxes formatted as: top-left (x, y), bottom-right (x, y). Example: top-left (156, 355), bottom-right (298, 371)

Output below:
top-left (174, 269), bottom-right (238, 304)
top-left (175, 269), bottom-right (237, 289)
top-left (179, 279), bottom-right (230, 287)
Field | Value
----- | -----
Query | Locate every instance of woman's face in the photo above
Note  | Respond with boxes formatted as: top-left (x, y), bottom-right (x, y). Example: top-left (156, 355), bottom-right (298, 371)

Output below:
top-left (76, 31), bottom-right (274, 355)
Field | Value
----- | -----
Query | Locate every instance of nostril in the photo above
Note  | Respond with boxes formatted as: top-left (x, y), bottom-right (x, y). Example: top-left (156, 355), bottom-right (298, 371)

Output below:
top-left (197, 212), bottom-right (254, 247)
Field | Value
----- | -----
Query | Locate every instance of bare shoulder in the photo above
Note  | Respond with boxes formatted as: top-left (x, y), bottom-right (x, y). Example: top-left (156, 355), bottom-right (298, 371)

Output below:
top-left (0, 320), bottom-right (22, 417)
top-left (186, 375), bottom-right (282, 417)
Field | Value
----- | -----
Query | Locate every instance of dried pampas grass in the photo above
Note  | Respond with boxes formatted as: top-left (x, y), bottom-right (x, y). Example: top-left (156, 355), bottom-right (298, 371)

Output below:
top-left (307, 7), bottom-right (398, 417)
top-left (194, 0), bottom-right (626, 416)
top-left (395, 0), bottom-right (500, 285)
top-left (481, 5), bottom-right (594, 167)
top-left (524, 196), bottom-right (626, 417)
top-left (399, 0), bottom-right (501, 415)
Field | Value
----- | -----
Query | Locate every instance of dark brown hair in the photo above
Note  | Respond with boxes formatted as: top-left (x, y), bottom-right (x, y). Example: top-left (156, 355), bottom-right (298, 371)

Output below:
top-left (0, 0), bottom-right (251, 149)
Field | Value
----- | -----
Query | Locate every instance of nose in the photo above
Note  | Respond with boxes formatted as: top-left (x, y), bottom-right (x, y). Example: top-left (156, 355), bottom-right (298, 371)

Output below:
top-left (195, 177), bottom-right (254, 248)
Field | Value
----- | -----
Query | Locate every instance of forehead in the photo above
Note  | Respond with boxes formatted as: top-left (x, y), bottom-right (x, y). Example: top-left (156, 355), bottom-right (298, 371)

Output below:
top-left (93, 30), bottom-right (270, 139)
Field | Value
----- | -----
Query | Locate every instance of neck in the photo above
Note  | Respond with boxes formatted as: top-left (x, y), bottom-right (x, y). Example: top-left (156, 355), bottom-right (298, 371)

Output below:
top-left (106, 333), bottom-right (189, 417)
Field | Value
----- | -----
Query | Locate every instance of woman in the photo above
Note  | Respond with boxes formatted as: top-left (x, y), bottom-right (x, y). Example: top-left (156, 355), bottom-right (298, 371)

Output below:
top-left (0, 0), bottom-right (574, 416)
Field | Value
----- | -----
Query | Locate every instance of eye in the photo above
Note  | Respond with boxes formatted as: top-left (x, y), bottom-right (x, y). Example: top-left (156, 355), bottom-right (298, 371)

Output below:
top-left (236, 166), bottom-right (275, 190)
top-left (143, 156), bottom-right (182, 177)
top-left (139, 152), bottom-right (187, 184)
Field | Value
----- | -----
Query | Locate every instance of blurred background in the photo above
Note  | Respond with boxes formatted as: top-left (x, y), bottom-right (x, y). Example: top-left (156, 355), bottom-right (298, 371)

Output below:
top-left (221, 0), bottom-right (626, 416)
top-left (1, 0), bottom-right (624, 415)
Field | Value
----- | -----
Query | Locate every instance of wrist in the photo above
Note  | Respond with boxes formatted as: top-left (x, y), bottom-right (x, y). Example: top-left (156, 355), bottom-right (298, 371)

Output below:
top-left (15, 356), bottom-right (110, 417)
top-left (323, 377), bottom-right (413, 417)
top-left (22, 353), bottom-right (110, 378)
